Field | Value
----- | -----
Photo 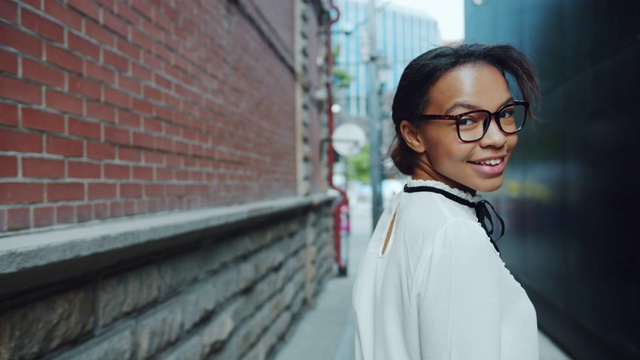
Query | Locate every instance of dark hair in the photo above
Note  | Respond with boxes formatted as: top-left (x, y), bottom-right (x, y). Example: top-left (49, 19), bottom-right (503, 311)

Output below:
top-left (389, 43), bottom-right (540, 175)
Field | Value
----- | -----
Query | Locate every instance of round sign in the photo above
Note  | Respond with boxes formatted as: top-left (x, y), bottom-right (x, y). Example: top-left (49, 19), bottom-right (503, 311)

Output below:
top-left (331, 123), bottom-right (366, 157)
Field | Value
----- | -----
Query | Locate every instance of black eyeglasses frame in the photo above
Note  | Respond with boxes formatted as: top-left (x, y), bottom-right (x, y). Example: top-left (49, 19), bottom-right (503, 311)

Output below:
top-left (412, 100), bottom-right (530, 142)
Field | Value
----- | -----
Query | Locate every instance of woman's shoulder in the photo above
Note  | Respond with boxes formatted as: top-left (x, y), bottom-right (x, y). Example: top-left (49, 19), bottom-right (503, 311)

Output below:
top-left (395, 191), bottom-right (477, 233)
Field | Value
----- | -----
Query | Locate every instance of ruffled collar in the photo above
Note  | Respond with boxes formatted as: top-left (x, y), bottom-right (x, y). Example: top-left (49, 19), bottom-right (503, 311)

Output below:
top-left (404, 179), bottom-right (504, 252)
top-left (405, 179), bottom-right (482, 203)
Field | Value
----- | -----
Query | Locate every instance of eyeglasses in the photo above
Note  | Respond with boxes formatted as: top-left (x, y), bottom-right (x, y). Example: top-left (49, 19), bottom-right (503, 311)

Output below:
top-left (413, 101), bottom-right (529, 142)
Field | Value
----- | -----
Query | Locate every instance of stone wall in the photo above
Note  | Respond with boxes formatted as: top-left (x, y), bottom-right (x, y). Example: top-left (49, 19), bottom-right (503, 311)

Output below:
top-left (0, 196), bottom-right (334, 360)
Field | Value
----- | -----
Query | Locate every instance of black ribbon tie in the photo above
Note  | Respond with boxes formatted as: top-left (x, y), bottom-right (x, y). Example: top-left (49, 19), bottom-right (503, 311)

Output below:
top-left (404, 185), bottom-right (505, 253)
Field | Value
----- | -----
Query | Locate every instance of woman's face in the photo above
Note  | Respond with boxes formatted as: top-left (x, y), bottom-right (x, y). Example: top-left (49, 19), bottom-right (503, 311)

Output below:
top-left (401, 63), bottom-right (518, 193)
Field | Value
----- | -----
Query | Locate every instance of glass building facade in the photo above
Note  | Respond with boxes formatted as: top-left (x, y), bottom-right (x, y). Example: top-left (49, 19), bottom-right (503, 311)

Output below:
top-left (465, 1), bottom-right (640, 359)
top-left (332, 0), bottom-right (440, 116)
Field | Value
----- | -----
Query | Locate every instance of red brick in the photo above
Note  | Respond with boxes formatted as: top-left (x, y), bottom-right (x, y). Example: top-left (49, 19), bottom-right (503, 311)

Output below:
top-left (46, 43), bottom-right (84, 73)
top-left (164, 123), bottom-right (180, 137)
top-left (132, 98), bottom-right (153, 115)
top-left (144, 183), bottom-right (164, 197)
top-left (45, 1), bottom-right (83, 32)
top-left (93, 202), bottom-right (108, 219)
top-left (21, 0), bottom-right (42, 10)
top-left (165, 154), bottom-right (181, 167)
top-left (96, 0), bottom-right (116, 11)
top-left (88, 182), bottom-right (117, 199)
top-left (34, 206), bottom-right (55, 227)
top-left (68, 160), bottom-right (101, 178)
top-left (76, 203), bottom-right (93, 222)
top-left (123, 200), bottom-right (135, 215)
top-left (0, 102), bottom-right (19, 126)
top-left (153, 73), bottom-right (172, 90)
top-left (46, 89), bottom-right (83, 115)
top-left (47, 182), bottom-right (84, 202)
top-left (132, 131), bottom-right (153, 148)
top-left (144, 150), bottom-right (164, 164)
top-left (0, 156), bottom-right (18, 177)
top-left (130, 62), bottom-right (152, 82)
top-left (56, 204), bottom-right (75, 223)
top-left (67, 32), bottom-right (100, 60)
top-left (116, 2), bottom-right (140, 25)
top-left (0, 128), bottom-right (43, 153)
top-left (174, 140), bottom-right (188, 155)
top-left (103, 87), bottom-right (130, 108)
top-left (119, 182), bottom-right (142, 197)
top-left (22, 157), bottom-right (65, 178)
top-left (104, 124), bottom-right (130, 144)
top-left (0, 75), bottom-right (43, 105)
top-left (67, 0), bottom-right (100, 20)
top-left (84, 20), bottom-right (115, 47)
top-left (87, 141), bottom-right (115, 160)
top-left (22, 58), bottom-right (66, 88)
top-left (22, 107), bottom-right (65, 133)
top-left (117, 74), bottom-right (141, 95)
top-left (155, 167), bottom-right (173, 181)
top-left (131, 1), bottom-right (153, 22)
top-left (155, 136), bottom-right (172, 152)
top-left (116, 38), bottom-right (141, 61)
top-left (103, 48), bottom-right (129, 73)
top-left (68, 117), bottom-right (101, 139)
top-left (22, 8), bottom-right (64, 43)
top-left (0, 48), bottom-right (18, 74)
top-left (46, 135), bottom-right (84, 157)
top-left (143, 84), bottom-right (162, 102)
top-left (143, 118), bottom-right (162, 133)
top-left (131, 28), bottom-right (154, 53)
top-left (101, 10), bottom-right (129, 38)
top-left (86, 101), bottom-right (116, 123)
top-left (0, 182), bottom-right (44, 204)
top-left (7, 207), bottom-right (31, 230)
top-left (109, 200), bottom-right (124, 217)
top-left (0, 22), bottom-right (42, 58)
top-left (117, 110), bottom-right (141, 127)
top-left (118, 147), bottom-right (142, 162)
top-left (104, 163), bottom-right (130, 179)
top-left (142, 51), bottom-right (162, 72)
top-left (68, 74), bottom-right (101, 100)
top-left (0, 0), bottom-right (18, 23)
top-left (133, 165), bottom-right (153, 180)
top-left (85, 60), bottom-right (115, 84)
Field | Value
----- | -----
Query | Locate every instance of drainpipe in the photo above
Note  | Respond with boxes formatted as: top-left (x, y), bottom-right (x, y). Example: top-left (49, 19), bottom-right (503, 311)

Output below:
top-left (326, 0), bottom-right (348, 276)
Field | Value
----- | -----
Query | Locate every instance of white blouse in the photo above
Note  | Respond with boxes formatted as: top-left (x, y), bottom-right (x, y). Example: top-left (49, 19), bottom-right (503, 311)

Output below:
top-left (352, 180), bottom-right (538, 360)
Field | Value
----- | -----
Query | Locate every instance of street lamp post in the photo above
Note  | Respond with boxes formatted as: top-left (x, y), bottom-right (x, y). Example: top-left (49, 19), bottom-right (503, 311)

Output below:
top-left (367, 0), bottom-right (384, 228)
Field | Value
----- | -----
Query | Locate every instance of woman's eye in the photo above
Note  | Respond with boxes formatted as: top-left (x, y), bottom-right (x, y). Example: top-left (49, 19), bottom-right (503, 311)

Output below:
top-left (459, 117), bottom-right (478, 126)
top-left (500, 109), bottom-right (514, 118)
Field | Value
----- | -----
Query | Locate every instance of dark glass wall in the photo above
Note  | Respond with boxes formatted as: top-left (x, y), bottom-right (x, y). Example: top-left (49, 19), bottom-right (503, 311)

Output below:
top-left (465, 1), bottom-right (640, 359)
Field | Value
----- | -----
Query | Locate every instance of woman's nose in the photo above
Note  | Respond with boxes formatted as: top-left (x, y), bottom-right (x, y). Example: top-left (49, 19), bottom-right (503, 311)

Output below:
top-left (480, 117), bottom-right (508, 147)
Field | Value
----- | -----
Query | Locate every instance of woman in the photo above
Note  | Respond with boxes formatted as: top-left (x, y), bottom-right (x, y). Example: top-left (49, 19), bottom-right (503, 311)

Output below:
top-left (352, 44), bottom-right (540, 359)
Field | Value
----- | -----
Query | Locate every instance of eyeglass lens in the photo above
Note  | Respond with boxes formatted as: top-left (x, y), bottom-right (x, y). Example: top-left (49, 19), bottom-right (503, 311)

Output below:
top-left (458, 104), bottom-right (526, 141)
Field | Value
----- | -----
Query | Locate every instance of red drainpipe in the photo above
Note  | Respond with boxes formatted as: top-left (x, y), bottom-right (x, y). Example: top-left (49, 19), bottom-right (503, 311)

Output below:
top-left (326, 0), bottom-right (348, 276)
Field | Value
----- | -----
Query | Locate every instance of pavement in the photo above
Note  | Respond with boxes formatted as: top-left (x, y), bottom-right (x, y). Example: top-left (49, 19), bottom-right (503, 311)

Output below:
top-left (273, 200), bottom-right (573, 360)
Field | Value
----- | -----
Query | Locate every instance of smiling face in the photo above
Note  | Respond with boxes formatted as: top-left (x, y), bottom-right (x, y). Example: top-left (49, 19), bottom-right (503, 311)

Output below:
top-left (400, 63), bottom-right (518, 194)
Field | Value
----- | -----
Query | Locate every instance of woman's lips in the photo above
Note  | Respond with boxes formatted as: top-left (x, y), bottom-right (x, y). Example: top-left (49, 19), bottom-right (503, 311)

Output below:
top-left (468, 157), bottom-right (507, 176)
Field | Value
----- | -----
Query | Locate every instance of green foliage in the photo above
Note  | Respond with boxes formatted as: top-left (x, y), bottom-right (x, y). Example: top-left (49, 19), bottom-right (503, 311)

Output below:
top-left (346, 143), bottom-right (371, 184)
top-left (332, 43), bottom-right (352, 88)
top-left (333, 68), bottom-right (353, 88)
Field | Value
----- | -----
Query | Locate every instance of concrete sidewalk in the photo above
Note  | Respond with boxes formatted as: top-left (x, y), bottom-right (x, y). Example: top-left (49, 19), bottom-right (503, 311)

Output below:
top-left (273, 201), bottom-right (572, 360)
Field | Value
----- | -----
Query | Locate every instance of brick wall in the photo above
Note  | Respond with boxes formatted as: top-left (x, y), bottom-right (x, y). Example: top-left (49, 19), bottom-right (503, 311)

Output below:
top-left (0, 0), bottom-right (310, 232)
top-left (0, 0), bottom-right (336, 359)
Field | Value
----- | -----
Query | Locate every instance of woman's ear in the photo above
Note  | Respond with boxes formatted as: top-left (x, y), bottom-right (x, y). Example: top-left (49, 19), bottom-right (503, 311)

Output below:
top-left (400, 120), bottom-right (426, 153)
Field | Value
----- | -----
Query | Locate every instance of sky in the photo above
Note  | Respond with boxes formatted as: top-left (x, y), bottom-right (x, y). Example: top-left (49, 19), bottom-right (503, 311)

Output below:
top-left (389, 0), bottom-right (465, 42)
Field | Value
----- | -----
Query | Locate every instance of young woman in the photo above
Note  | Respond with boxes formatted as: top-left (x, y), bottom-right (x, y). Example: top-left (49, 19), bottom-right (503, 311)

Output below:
top-left (352, 44), bottom-right (540, 359)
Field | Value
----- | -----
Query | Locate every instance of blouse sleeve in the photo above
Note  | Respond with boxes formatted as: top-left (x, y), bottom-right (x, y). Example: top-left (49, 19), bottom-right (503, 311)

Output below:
top-left (415, 219), bottom-right (501, 359)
